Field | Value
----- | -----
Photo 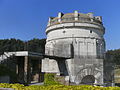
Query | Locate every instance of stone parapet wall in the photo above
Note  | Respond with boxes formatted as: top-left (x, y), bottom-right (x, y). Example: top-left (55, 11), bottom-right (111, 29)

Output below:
top-left (47, 11), bottom-right (102, 27)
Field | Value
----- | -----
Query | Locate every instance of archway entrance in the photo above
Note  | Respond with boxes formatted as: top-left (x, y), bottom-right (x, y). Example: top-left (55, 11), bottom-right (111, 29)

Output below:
top-left (81, 75), bottom-right (95, 84)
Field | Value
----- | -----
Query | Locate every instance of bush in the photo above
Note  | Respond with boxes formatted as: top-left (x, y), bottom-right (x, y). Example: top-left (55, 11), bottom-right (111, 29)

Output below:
top-left (44, 73), bottom-right (61, 85)
top-left (1, 83), bottom-right (120, 90)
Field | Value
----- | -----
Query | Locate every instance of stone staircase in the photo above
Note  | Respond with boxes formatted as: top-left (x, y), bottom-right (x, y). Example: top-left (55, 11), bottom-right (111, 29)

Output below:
top-left (0, 52), bottom-right (15, 64)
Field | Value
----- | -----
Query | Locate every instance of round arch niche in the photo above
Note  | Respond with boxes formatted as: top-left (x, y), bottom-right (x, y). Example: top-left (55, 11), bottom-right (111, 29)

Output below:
top-left (81, 75), bottom-right (95, 84)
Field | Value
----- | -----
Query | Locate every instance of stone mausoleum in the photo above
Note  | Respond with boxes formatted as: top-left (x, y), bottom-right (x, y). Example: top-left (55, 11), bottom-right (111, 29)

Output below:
top-left (42, 11), bottom-right (109, 85)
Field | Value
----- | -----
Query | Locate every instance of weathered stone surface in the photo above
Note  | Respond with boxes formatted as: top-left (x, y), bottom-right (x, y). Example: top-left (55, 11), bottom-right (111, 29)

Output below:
top-left (42, 11), bottom-right (108, 85)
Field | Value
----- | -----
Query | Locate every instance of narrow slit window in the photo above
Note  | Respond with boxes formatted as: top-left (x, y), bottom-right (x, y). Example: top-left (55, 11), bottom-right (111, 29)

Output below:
top-left (90, 30), bottom-right (92, 33)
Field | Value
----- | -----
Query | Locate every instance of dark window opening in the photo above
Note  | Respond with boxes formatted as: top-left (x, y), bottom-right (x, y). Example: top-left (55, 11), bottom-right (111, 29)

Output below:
top-left (90, 30), bottom-right (92, 33)
top-left (63, 31), bottom-right (66, 33)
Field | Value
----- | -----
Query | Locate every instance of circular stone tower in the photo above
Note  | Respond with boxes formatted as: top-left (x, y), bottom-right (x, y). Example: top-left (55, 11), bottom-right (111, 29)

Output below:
top-left (42, 11), bottom-right (105, 85)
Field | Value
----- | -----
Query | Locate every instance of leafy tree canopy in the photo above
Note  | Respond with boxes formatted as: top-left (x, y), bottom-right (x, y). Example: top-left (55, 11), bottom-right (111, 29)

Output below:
top-left (0, 38), bottom-right (46, 54)
top-left (106, 49), bottom-right (120, 65)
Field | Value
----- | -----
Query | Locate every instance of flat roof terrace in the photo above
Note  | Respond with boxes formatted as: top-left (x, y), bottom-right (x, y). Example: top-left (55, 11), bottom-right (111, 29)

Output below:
top-left (4, 51), bottom-right (44, 58)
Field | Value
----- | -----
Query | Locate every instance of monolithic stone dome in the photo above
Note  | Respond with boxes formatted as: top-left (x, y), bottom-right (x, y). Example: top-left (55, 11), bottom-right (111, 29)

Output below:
top-left (62, 13), bottom-right (89, 18)
top-left (47, 11), bottom-right (103, 28)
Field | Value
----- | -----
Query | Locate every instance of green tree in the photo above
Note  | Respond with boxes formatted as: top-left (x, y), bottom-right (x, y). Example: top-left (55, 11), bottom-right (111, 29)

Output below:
top-left (0, 38), bottom-right (46, 54)
top-left (27, 38), bottom-right (46, 53)
top-left (106, 49), bottom-right (120, 65)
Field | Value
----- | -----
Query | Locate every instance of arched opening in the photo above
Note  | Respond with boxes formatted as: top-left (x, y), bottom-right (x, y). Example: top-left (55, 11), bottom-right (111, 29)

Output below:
top-left (81, 75), bottom-right (95, 84)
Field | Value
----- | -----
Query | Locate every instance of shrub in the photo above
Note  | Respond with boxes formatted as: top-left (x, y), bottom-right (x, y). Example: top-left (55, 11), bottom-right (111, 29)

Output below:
top-left (0, 83), bottom-right (120, 90)
top-left (44, 73), bottom-right (61, 85)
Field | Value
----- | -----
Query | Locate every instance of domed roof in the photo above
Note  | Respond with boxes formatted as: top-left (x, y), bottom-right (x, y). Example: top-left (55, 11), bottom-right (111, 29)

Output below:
top-left (52, 17), bottom-right (58, 20)
top-left (62, 13), bottom-right (89, 18)
top-left (62, 13), bottom-right (74, 18)
top-left (48, 11), bottom-right (102, 27)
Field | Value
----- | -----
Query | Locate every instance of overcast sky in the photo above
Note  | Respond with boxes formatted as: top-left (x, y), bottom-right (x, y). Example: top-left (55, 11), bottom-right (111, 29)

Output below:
top-left (0, 0), bottom-right (120, 50)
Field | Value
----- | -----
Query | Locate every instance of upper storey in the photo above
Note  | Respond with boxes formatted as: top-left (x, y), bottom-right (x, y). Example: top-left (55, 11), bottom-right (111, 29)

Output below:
top-left (47, 11), bottom-right (103, 27)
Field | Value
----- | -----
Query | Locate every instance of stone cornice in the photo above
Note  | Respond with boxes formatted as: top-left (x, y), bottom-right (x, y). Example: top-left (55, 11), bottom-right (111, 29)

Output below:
top-left (46, 22), bottom-right (105, 34)
top-left (46, 37), bottom-right (104, 42)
